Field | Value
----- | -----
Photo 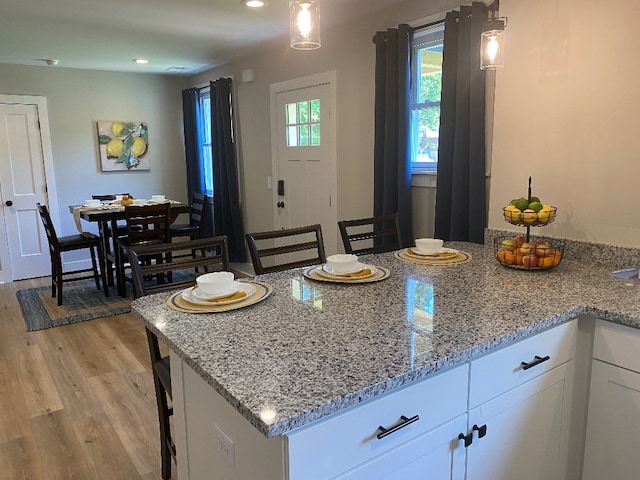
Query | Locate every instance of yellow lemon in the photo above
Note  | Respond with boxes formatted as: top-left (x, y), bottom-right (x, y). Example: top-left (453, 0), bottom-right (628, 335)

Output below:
top-left (112, 121), bottom-right (127, 136)
top-left (521, 209), bottom-right (538, 224)
top-left (130, 137), bottom-right (147, 157)
top-left (503, 205), bottom-right (522, 223)
top-left (105, 138), bottom-right (124, 157)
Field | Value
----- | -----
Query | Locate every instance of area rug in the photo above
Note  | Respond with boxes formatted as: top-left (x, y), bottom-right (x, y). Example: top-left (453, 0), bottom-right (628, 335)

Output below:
top-left (16, 280), bottom-right (132, 332)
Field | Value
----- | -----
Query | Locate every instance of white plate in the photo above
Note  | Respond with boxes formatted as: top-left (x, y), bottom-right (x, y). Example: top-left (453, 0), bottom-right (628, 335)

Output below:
top-left (192, 281), bottom-right (241, 300)
top-left (182, 283), bottom-right (256, 306)
top-left (410, 247), bottom-right (458, 257)
top-left (322, 262), bottom-right (366, 275)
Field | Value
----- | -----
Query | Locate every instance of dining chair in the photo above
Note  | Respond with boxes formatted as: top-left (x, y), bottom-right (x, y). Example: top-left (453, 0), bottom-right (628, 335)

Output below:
top-left (115, 202), bottom-right (171, 297)
top-left (338, 213), bottom-right (401, 255)
top-left (245, 224), bottom-right (326, 275)
top-left (169, 192), bottom-right (208, 241)
top-left (128, 236), bottom-right (229, 480)
top-left (36, 203), bottom-right (109, 305)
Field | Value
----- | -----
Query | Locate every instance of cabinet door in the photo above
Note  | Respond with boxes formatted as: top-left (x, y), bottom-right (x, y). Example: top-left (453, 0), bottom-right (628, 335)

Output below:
top-left (582, 360), bottom-right (640, 480)
top-left (466, 361), bottom-right (573, 480)
top-left (336, 414), bottom-right (467, 480)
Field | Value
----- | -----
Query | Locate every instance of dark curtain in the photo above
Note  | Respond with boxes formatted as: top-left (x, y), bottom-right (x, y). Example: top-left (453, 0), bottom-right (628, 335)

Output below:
top-left (434, 2), bottom-right (488, 244)
top-left (181, 88), bottom-right (205, 201)
top-left (210, 78), bottom-right (247, 263)
top-left (373, 24), bottom-right (413, 248)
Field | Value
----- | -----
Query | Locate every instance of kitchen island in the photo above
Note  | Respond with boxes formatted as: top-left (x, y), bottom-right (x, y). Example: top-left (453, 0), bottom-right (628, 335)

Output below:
top-left (132, 236), bottom-right (640, 479)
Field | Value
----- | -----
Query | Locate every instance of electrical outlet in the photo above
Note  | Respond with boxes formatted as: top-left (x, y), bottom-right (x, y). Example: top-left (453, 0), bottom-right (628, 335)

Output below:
top-left (214, 423), bottom-right (235, 466)
top-left (267, 176), bottom-right (272, 189)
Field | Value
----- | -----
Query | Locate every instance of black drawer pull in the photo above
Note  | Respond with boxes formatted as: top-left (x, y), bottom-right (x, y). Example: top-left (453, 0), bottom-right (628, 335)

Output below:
top-left (473, 423), bottom-right (487, 438)
top-left (521, 355), bottom-right (551, 370)
top-left (376, 415), bottom-right (420, 439)
top-left (458, 432), bottom-right (473, 447)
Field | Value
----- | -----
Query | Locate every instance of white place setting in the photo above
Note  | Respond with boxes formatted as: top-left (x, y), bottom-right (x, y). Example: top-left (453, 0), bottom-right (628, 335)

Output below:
top-left (303, 254), bottom-right (390, 284)
top-left (167, 271), bottom-right (272, 313)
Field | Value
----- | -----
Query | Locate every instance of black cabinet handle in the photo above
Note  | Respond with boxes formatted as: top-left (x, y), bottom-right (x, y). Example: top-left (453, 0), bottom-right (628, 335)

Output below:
top-left (473, 423), bottom-right (487, 438)
top-left (376, 414), bottom-right (419, 439)
top-left (521, 355), bottom-right (551, 370)
top-left (458, 432), bottom-right (473, 447)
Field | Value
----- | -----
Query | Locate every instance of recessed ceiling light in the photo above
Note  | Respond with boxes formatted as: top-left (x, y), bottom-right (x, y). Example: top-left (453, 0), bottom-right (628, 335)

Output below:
top-left (241, 0), bottom-right (266, 7)
top-left (133, 58), bottom-right (149, 64)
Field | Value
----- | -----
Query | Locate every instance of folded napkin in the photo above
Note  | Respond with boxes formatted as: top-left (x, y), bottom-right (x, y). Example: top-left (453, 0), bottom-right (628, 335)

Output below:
top-left (205, 290), bottom-right (247, 303)
top-left (339, 268), bottom-right (372, 278)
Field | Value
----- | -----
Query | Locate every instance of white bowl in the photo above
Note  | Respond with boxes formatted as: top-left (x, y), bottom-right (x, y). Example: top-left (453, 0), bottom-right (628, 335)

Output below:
top-left (196, 271), bottom-right (235, 296)
top-left (114, 194), bottom-right (124, 201)
top-left (326, 254), bottom-right (359, 274)
top-left (415, 238), bottom-right (444, 255)
top-left (84, 199), bottom-right (101, 207)
top-left (132, 199), bottom-right (147, 206)
top-left (151, 194), bottom-right (165, 202)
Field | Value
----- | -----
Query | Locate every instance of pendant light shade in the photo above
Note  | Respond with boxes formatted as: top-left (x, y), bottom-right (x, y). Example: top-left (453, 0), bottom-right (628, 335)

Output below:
top-left (290, 0), bottom-right (321, 50)
top-left (481, 16), bottom-right (506, 70)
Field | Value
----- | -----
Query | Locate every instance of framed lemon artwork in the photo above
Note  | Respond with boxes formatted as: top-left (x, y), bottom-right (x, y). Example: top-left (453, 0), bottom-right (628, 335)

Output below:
top-left (96, 120), bottom-right (150, 171)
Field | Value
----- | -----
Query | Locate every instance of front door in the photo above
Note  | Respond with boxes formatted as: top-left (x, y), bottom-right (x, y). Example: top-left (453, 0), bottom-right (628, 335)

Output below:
top-left (270, 71), bottom-right (338, 256)
top-left (0, 100), bottom-right (53, 281)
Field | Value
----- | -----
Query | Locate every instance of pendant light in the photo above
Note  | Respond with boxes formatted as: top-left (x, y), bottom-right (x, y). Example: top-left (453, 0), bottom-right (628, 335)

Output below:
top-left (290, 0), bottom-right (321, 50)
top-left (481, 7), bottom-right (507, 70)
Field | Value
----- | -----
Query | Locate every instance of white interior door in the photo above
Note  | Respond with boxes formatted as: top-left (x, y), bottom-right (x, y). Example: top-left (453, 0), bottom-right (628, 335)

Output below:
top-left (270, 72), bottom-right (337, 256)
top-left (0, 101), bottom-right (52, 281)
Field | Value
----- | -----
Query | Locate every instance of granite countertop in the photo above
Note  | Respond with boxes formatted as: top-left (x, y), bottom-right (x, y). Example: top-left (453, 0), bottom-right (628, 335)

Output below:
top-left (131, 236), bottom-right (640, 438)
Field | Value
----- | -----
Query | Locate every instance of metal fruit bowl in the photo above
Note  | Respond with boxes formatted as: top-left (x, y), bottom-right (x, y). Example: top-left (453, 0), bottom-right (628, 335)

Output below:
top-left (494, 235), bottom-right (565, 271)
top-left (502, 205), bottom-right (557, 227)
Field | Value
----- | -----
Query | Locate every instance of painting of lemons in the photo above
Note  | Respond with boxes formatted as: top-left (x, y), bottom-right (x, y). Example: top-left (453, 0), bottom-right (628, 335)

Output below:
top-left (97, 121), bottom-right (150, 171)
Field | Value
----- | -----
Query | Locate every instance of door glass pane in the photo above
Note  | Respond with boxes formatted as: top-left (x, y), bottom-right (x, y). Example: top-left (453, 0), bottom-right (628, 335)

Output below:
top-left (286, 103), bottom-right (297, 124)
top-left (299, 125), bottom-right (309, 146)
top-left (311, 125), bottom-right (320, 146)
top-left (287, 126), bottom-right (298, 147)
top-left (310, 99), bottom-right (320, 121)
top-left (298, 101), bottom-right (309, 123)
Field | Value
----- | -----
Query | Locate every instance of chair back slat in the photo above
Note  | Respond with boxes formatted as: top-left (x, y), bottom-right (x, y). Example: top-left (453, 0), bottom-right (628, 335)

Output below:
top-left (338, 213), bottom-right (401, 255)
top-left (246, 224), bottom-right (326, 275)
top-left (128, 236), bottom-right (229, 299)
top-left (36, 203), bottom-right (60, 251)
top-left (125, 203), bottom-right (171, 245)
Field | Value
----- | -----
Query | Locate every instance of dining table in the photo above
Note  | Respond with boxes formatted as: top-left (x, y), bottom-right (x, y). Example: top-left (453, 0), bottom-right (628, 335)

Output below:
top-left (70, 200), bottom-right (191, 295)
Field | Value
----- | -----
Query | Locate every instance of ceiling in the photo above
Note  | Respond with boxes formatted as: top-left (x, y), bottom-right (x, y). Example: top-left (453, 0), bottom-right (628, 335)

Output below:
top-left (0, 0), bottom-right (405, 76)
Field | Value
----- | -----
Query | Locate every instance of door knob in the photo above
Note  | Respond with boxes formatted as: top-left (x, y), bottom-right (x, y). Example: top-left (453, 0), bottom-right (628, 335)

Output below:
top-left (5, 200), bottom-right (12, 207)
top-left (277, 201), bottom-right (285, 208)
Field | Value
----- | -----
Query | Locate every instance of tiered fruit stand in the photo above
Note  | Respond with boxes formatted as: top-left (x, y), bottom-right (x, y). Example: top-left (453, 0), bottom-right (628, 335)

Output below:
top-left (495, 177), bottom-right (564, 271)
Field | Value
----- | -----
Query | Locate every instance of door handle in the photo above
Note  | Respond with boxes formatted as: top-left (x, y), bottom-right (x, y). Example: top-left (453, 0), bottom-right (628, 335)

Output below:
top-left (5, 200), bottom-right (12, 207)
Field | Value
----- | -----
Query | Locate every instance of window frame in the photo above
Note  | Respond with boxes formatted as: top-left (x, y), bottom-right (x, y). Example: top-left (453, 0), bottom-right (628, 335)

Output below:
top-left (197, 87), bottom-right (214, 195)
top-left (410, 22), bottom-right (445, 174)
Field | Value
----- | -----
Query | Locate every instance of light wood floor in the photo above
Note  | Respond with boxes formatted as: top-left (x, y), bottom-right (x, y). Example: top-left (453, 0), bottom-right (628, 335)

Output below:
top-left (0, 276), bottom-right (168, 480)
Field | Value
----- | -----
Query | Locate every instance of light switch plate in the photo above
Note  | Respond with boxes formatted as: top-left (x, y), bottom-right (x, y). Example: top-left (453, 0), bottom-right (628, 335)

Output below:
top-left (214, 423), bottom-right (235, 466)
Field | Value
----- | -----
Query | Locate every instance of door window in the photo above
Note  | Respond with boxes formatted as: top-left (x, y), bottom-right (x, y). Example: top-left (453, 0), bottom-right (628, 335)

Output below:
top-left (286, 99), bottom-right (321, 147)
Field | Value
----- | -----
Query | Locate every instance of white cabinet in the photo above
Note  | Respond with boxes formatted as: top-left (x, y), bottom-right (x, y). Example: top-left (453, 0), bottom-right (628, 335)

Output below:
top-left (583, 320), bottom-right (640, 480)
top-left (465, 319), bottom-right (578, 480)
top-left (287, 364), bottom-right (469, 480)
top-left (467, 361), bottom-right (574, 480)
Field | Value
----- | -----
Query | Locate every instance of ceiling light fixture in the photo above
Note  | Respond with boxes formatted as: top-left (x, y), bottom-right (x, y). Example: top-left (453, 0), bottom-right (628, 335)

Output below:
top-left (480, 3), bottom-right (507, 70)
top-left (43, 59), bottom-right (59, 66)
top-left (241, 0), bottom-right (265, 7)
top-left (133, 58), bottom-right (149, 64)
top-left (290, 0), bottom-right (321, 50)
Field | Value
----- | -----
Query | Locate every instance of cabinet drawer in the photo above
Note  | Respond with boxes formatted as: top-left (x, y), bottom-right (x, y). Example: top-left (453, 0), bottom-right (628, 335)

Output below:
top-left (593, 319), bottom-right (640, 373)
top-left (469, 319), bottom-right (577, 408)
top-left (286, 364), bottom-right (468, 480)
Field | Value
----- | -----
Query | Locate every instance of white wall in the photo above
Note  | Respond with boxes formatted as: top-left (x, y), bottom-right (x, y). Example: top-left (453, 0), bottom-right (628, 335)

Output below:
top-left (489, 0), bottom-right (640, 248)
top-left (0, 64), bottom-right (189, 237)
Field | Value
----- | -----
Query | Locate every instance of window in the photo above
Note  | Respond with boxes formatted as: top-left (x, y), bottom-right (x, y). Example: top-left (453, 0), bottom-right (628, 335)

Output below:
top-left (198, 88), bottom-right (214, 195)
top-left (410, 23), bottom-right (444, 173)
top-left (286, 99), bottom-right (321, 147)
